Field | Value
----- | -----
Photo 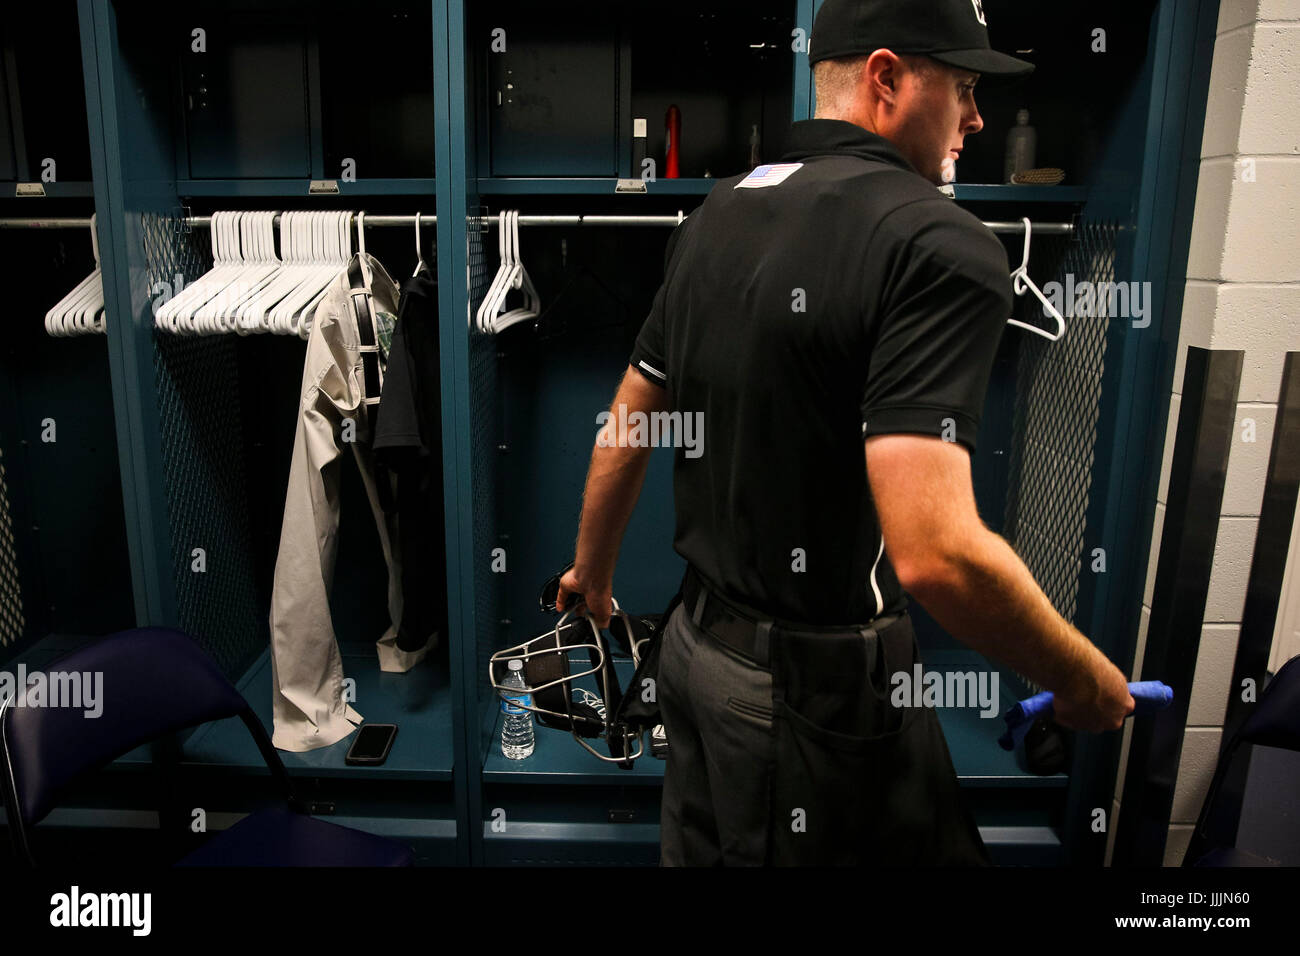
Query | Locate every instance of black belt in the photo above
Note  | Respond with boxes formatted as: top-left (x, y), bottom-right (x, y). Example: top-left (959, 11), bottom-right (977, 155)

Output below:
top-left (681, 566), bottom-right (900, 668)
top-left (347, 257), bottom-right (382, 402)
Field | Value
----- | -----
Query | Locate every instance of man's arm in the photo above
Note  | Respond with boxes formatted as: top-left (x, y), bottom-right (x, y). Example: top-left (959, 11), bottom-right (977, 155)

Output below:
top-left (555, 365), bottom-right (670, 627)
top-left (865, 433), bottom-right (1134, 733)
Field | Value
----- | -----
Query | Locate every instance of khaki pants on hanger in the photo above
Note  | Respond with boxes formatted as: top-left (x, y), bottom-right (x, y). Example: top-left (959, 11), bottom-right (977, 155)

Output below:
top-left (269, 255), bottom-right (429, 753)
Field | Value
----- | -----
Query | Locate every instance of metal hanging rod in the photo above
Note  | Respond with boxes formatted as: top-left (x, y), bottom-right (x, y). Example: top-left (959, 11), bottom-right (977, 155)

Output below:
top-left (181, 213), bottom-right (691, 228)
top-left (0, 217), bottom-right (95, 229)
top-left (986, 220), bottom-right (1073, 236)
top-left (0, 214), bottom-right (1074, 236)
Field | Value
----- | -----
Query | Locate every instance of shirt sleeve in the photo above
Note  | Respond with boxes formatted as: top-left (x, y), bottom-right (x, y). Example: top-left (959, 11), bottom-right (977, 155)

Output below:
top-left (373, 319), bottom-right (423, 456)
top-left (629, 215), bottom-right (693, 387)
top-left (860, 205), bottom-right (1013, 453)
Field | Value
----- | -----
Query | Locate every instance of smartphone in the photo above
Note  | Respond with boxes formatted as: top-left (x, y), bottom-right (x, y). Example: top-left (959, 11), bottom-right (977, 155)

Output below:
top-left (344, 723), bottom-right (398, 766)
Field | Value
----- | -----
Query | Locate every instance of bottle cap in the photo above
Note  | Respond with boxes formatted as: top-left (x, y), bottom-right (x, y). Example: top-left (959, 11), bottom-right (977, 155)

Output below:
top-left (508, 659), bottom-right (523, 671)
top-left (1017, 109), bottom-right (1030, 124)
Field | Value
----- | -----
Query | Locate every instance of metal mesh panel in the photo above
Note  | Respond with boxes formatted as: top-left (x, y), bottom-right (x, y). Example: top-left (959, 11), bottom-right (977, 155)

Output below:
top-left (140, 212), bottom-right (263, 678)
top-left (468, 206), bottom-right (503, 744)
top-left (0, 446), bottom-right (25, 646)
top-left (1003, 219), bottom-right (1120, 629)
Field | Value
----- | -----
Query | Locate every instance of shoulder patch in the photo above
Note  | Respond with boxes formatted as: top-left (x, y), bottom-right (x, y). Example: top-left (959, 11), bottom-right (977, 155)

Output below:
top-left (734, 162), bottom-right (805, 189)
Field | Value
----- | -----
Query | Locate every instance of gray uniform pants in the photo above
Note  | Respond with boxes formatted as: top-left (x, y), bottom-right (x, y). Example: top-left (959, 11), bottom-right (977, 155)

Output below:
top-left (657, 588), bottom-right (989, 866)
top-left (268, 255), bottom-right (428, 753)
top-left (658, 600), bottom-right (774, 865)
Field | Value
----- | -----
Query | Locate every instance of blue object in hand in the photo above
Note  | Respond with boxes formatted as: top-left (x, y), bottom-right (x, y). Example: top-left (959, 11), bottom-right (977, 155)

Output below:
top-left (997, 681), bottom-right (1173, 751)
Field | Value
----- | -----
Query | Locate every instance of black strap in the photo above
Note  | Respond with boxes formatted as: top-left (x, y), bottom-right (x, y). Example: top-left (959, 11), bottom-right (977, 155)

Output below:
top-left (582, 630), bottom-right (634, 766)
top-left (347, 257), bottom-right (383, 401)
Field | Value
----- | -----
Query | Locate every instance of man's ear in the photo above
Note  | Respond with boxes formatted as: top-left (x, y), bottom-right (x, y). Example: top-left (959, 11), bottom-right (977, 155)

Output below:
top-left (866, 50), bottom-right (899, 97)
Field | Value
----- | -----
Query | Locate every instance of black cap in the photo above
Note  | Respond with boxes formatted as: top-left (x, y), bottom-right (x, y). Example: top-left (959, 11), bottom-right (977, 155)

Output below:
top-left (809, 0), bottom-right (1034, 79)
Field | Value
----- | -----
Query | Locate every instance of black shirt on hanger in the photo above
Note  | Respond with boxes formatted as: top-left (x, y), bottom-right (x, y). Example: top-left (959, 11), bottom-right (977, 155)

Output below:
top-left (374, 266), bottom-right (447, 654)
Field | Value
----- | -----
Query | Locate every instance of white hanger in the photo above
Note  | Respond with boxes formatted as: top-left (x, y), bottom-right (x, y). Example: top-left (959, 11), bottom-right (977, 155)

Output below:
top-left (484, 210), bottom-right (521, 332)
top-left (302, 210), bottom-right (354, 338)
top-left (413, 211), bottom-right (429, 278)
top-left (157, 210), bottom-right (238, 334)
top-left (494, 210), bottom-right (540, 333)
top-left (476, 210), bottom-right (540, 334)
top-left (182, 210), bottom-right (243, 335)
top-left (475, 211), bottom-right (514, 333)
top-left (237, 210), bottom-right (301, 334)
top-left (198, 211), bottom-right (279, 335)
top-left (355, 210), bottom-right (372, 289)
top-left (191, 211), bottom-right (241, 334)
top-left (45, 214), bottom-right (105, 338)
top-left (270, 211), bottom-right (338, 336)
top-left (291, 211), bottom-right (353, 339)
top-left (1006, 216), bottom-right (1066, 342)
top-left (49, 259), bottom-right (97, 337)
top-left (273, 211), bottom-right (321, 336)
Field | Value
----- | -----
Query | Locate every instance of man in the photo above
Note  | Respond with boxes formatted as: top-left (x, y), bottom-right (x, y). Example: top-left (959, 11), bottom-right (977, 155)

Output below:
top-left (555, 0), bottom-right (1135, 865)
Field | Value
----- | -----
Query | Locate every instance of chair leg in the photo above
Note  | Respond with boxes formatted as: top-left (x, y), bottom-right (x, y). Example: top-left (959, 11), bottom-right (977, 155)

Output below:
top-left (236, 707), bottom-right (304, 812)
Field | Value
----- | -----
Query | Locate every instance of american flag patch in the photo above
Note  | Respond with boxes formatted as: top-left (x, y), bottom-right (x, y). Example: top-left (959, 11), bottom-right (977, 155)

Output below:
top-left (734, 162), bottom-right (805, 189)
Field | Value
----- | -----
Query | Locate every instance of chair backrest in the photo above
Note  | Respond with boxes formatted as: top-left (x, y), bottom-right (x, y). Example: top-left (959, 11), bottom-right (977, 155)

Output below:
top-left (1, 628), bottom-right (255, 839)
top-left (1184, 653), bottom-right (1300, 864)
top-left (1236, 654), bottom-right (1300, 751)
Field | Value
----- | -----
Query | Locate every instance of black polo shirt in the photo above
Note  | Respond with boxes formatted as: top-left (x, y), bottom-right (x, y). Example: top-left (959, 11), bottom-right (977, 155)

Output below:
top-left (629, 118), bottom-right (1013, 625)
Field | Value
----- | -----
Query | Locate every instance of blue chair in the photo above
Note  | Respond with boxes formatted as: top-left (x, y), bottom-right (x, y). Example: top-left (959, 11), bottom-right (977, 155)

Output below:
top-left (0, 627), bottom-right (413, 866)
top-left (1183, 653), bottom-right (1300, 866)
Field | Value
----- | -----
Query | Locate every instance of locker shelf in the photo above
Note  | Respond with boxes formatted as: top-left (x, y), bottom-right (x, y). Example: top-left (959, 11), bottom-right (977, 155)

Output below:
top-left (473, 180), bottom-right (1088, 202)
top-left (950, 184), bottom-right (1088, 203)
top-left (483, 657), bottom-right (664, 784)
top-left (177, 646), bottom-right (455, 781)
top-left (480, 648), bottom-right (1066, 788)
top-left (476, 177), bottom-right (717, 196)
top-left (925, 649), bottom-right (1069, 788)
top-left (177, 178), bottom-right (437, 197)
top-left (2, 182), bottom-right (95, 198)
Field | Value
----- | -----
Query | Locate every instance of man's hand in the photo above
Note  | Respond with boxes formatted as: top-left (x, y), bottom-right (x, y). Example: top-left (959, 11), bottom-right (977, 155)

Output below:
top-left (555, 565), bottom-right (613, 630)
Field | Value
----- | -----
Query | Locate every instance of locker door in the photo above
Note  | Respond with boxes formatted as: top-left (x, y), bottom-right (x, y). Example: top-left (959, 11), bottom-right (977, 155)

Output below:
top-left (182, 26), bottom-right (311, 179)
top-left (487, 14), bottom-right (618, 177)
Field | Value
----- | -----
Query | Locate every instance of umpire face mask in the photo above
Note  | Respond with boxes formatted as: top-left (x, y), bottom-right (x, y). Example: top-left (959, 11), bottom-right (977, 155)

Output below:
top-left (489, 599), bottom-right (648, 767)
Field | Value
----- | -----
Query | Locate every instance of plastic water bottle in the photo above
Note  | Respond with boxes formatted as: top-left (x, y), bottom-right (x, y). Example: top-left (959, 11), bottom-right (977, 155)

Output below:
top-left (500, 659), bottom-right (535, 759)
top-left (1004, 109), bottom-right (1037, 183)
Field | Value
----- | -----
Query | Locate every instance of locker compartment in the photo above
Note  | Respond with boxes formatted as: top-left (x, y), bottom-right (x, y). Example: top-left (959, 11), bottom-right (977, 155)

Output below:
top-left (469, 1), bottom-right (796, 181)
top-left (462, 196), bottom-right (1086, 860)
top-left (478, 7), bottom-right (621, 177)
top-left (136, 197), bottom-right (455, 771)
top-left (180, 21), bottom-right (312, 179)
top-left (954, 0), bottom-right (1159, 188)
top-left (0, 4), bottom-right (125, 661)
top-left (0, 3), bottom-right (94, 186)
top-left (628, 7), bottom-right (795, 180)
top-left (463, 199), bottom-right (681, 779)
top-left (116, 0), bottom-right (437, 183)
top-left (0, 210), bottom-right (135, 662)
